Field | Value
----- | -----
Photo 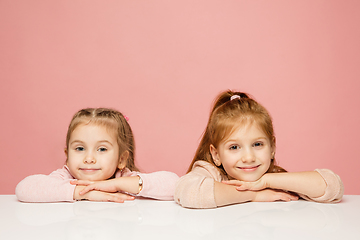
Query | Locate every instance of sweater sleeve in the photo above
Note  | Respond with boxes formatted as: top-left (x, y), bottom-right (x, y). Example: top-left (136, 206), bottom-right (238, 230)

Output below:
top-left (136, 171), bottom-right (179, 201)
top-left (175, 161), bottom-right (221, 209)
top-left (300, 169), bottom-right (344, 203)
top-left (15, 166), bottom-right (76, 202)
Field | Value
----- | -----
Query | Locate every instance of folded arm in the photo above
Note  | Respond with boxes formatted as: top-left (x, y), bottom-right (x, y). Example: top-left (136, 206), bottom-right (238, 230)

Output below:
top-left (175, 163), bottom-right (297, 209)
top-left (73, 171), bottom-right (179, 201)
top-left (263, 171), bottom-right (326, 198)
top-left (16, 174), bottom-right (76, 202)
top-left (224, 169), bottom-right (344, 203)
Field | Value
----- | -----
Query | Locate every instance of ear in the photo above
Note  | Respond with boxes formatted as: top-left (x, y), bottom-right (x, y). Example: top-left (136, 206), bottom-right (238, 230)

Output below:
top-left (64, 148), bottom-right (68, 165)
top-left (210, 144), bottom-right (221, 166)
top-left (271, 137), bottom-right (276, 159)
top-left (118, 150), bottom-right (129, 170)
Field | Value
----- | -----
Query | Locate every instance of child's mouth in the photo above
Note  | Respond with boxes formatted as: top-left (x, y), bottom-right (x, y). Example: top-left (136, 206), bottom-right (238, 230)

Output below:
top-left (79, 168), bottom-right (101, 174)
top-left (238, 165), bottom-right (260, 172)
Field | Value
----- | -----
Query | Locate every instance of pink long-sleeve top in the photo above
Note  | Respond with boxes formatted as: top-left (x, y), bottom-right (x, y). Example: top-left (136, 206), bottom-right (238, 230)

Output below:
top-left (175, 161), bottom-right (344, 209)
top-left (16, 166), bottom-right (179, 202)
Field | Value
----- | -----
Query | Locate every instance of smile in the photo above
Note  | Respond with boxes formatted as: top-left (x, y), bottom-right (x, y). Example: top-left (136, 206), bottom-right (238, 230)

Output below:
top-left (237, 165), bottom-right (260, 172)
top-left (79, 168), bottom-right (101, 174)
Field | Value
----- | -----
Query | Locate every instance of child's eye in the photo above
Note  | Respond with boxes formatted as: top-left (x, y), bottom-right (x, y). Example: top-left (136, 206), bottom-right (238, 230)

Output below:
top-left (253, 142), bottom-right (263, 147)
top-left (75, 147), bottom-right (85, 151)
top-left (229, 145), bottom-right (240, 150)
top-left (98, 147), bottom-right (107, 152)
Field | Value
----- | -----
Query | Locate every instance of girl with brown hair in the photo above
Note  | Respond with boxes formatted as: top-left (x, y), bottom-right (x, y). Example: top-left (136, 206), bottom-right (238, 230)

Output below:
top-left (175, 90), bottom-right (343, 208)
top-left (16, 108), bottom-right (178, 202)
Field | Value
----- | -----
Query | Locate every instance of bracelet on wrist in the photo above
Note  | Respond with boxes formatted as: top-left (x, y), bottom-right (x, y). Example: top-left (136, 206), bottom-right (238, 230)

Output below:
top-left (138, 176), bottom-right (143, 194)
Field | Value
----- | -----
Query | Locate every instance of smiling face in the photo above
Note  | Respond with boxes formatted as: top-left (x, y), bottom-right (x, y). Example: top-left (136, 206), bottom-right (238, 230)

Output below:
top-left (210, 122), bottom-right (274, 182)
top-left (66, 123), bottom-right (125, 181)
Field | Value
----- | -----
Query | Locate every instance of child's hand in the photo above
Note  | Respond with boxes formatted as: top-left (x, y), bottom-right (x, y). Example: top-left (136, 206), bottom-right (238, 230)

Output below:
top-left (71, 176), bottom-right (140, 196)
top-left (71, 179), bottom-right (121, 195)
top-left (222, 176), bottom-right (268, 191)
top-left (253, 189), bottom-right (298, 202)
top-left (74, 185), bottom-right (135, 203)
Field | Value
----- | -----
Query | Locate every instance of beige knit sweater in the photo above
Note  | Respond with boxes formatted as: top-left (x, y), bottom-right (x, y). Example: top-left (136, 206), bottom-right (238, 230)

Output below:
top-left (175, 161), bottom-right (344, 208)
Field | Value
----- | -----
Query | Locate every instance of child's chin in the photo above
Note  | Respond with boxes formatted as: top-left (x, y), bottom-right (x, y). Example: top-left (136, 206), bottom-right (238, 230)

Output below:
top-left (239, 175), bottom-right (261, 182)
top-left (78, 176), bottom-right (100, 181)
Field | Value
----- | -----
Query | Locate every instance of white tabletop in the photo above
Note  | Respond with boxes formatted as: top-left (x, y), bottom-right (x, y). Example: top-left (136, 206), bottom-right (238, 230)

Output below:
top-left (0, 195), bottom-right (359, 240)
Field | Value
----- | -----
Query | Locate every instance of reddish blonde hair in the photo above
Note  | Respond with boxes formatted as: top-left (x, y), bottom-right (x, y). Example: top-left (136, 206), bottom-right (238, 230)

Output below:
top-left (188, 90), bottom-right (286, 176)
top-left (65, 108), bottom-right (139, 172)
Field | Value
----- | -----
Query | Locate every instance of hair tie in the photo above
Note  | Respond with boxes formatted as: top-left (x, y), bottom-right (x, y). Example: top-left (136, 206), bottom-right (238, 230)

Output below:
top-left (230, 95), bottom-right (241, 101)
top-left (124, 115), bottom-right (130, 121)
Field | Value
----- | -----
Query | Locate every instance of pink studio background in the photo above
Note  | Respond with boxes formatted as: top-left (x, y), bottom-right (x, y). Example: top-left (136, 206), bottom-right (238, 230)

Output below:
top-left (1, 1), bottom-right (359, 195)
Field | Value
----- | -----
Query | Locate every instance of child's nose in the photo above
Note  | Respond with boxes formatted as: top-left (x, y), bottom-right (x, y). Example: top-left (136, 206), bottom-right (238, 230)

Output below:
top-left (84, 152), bottom-right (96, 164)
top-left (241, 149), bottom-right (255, 163)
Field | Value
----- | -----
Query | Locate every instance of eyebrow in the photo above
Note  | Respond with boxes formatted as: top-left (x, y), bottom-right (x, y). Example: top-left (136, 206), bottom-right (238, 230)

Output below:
top-left (70, 140), bottom-right (114, 146)
top-left (69, 140), bottom-right (83, 145)
top-left (98, 140), bottom-right (114, 146)
top-left (224, 137), bottom-right (268, 144)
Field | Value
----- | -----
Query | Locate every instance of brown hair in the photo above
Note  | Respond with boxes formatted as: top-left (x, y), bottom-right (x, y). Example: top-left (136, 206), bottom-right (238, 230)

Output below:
top-left (65, 108), bottom-right (139, 172)
top-left (188, 90), bottom-right (286, 176)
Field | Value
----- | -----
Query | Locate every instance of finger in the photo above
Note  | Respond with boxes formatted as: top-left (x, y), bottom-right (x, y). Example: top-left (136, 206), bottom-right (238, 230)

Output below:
top-left (71, 180), bottom-right (94, 186)
top-left (279, 193), bottom-right (298, 202)
top-left (108, 193), bottom-right (135, 203)
top-left (96, 195), bottom-right (125, 203)
top-left (79, 185), bottom-right (98, 195)
top-left (275, 194), bottom-right (290, 202)
top-left (283, 191), bottom-right (299, 201)
top-left (70, 180), bottom-right (77, 185)
top-left (235, 185), bottom-right (248, 191)
top-left (222, 180), bottom-right (242, 186)
top-left (115, 193), bottom-right (136, 201)
top-left (235, 182), bottom-right (254, 191)
top-left (288, 194), bottom-right (299, 201)
top-left (106, 196), bottom-right (125, 203)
